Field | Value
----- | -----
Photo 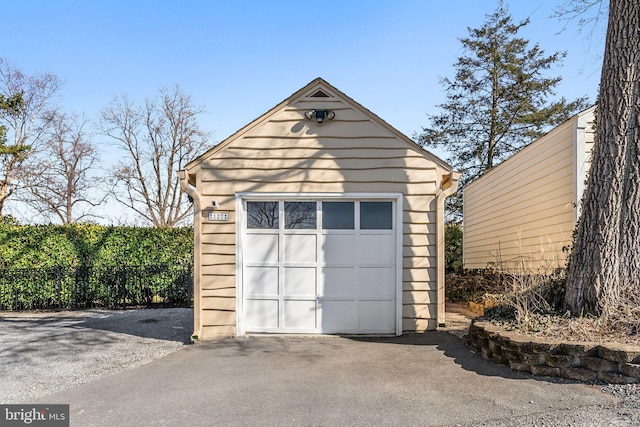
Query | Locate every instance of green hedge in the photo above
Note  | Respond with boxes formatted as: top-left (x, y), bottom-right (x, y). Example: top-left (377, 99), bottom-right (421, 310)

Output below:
top-left (0, 223), bottom-right (194, 310)
top-left (0, 223), bottom-right (193, 268)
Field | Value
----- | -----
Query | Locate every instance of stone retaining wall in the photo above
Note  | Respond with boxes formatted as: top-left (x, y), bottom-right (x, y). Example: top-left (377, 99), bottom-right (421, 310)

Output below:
top-left (465, 319), bottom-right (640, 384)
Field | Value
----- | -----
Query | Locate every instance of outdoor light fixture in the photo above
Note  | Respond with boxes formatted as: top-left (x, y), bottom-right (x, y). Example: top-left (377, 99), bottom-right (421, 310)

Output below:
top-left (304, 109), bottom-right (335, 123)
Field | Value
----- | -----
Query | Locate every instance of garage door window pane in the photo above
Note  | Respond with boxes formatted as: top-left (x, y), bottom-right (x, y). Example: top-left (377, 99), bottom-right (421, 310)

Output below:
top-left (247, 202), bottom-right (279, 229)
top-left (285, 202), bottom-right (316, 229)
top-left (322, 202), bottom-right (354, 229)
top-left (360, 202), bottom-right (393, 229)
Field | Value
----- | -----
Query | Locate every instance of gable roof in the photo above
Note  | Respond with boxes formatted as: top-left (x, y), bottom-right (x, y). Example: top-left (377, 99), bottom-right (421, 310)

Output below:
top-left (184, 78), bottom-right (452, 171)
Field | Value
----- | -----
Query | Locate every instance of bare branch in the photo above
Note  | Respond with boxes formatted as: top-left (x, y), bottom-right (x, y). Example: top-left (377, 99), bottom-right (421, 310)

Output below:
top-left (19, 112), bottom-right (104, 224)
top-left (100, 85), bottom-right (211, 227)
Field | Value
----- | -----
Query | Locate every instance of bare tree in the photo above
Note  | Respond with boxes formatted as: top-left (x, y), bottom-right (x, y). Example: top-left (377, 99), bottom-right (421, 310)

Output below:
top-left (0, 58), bottom-right (62, 216)
top-left (565, 0), bottom-right (640, 317)
top-left (20, 112), bottom-right (103, 224)
top-left (100, 85), bottom-right (210, 227)
top-left (555, 0), bottom-right (608, 38)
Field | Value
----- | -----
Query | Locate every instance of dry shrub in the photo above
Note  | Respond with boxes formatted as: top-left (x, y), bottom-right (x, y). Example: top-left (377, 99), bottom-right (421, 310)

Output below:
top-left (491, 271), bottom-right (566, 331)
top-left (445, 270), bottom-right (504, 303)
top-left (476, 239), bottom-right (640, 344)
top-left (600, 288), bottom-right (640, 337)
top-left (486, 241), bottom-right (568, 332)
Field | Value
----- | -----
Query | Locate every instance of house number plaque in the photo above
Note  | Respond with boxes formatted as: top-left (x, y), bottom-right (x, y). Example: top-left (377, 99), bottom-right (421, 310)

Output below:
top-left (208, 212), bottom-right (229, 221)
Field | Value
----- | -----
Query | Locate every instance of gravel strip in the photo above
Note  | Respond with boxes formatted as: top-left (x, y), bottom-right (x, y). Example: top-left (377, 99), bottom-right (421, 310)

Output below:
top-left (448, 382), bottom-right (640, 426)
top-left (456, 402), bottom-right (640, 426)
top-left (0, 308), bottom-right (192, 403)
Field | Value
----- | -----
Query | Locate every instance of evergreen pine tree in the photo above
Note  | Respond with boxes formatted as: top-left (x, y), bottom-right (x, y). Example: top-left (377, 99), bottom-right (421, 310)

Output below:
top-left (417, 2), bottom-right (589, 220)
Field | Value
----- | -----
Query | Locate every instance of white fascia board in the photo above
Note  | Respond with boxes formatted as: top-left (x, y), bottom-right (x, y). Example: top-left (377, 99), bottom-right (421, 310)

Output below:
top-left (573, 110), bottom-right (593, 223)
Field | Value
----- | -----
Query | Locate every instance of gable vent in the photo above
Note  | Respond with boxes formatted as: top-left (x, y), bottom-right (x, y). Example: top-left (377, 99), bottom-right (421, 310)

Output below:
top-left (310, 90), bottom-right (330, 98)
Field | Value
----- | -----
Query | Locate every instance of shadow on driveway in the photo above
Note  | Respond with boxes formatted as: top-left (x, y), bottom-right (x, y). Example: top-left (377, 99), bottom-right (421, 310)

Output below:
top-left (77, 308), bottom-right (193, 344)
top-left (0, 307), bottom-right (193, 342)
top-left (349, 332), bottom-right (543, 382)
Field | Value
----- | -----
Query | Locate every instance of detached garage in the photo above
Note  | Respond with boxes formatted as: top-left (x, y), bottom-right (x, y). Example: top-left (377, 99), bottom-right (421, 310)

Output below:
top-left (179, 78), bottom-right (459, 339)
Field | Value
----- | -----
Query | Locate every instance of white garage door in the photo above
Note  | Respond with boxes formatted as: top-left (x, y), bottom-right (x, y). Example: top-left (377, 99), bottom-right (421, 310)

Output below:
top-left (239, 197), bottom-right (400, 334)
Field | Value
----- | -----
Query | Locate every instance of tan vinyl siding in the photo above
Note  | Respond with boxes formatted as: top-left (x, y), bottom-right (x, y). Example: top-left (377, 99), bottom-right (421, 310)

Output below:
top-left (464, 121), bottom-right (576, 271)
top-left (403, 318), bottom-right (438, 331)
top-left (200, 168), bottom-right (438, 186)
top-left (203, 155), bottom-right (436, 169)
top-left (186, 86), bottom-right (447, 338)
top-left (201, 288), bottom-right (235, 297)
top-left (403, 290), bottom-right (437, 304)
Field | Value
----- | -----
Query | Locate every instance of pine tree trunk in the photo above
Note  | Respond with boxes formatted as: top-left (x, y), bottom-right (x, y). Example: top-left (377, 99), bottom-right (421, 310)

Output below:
top-left (565, 0), bottom-right (640, 316)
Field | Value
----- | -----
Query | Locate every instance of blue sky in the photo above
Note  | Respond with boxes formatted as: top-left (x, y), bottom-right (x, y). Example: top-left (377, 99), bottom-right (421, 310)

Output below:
top-left (1, 0), bottom-right (605, 223)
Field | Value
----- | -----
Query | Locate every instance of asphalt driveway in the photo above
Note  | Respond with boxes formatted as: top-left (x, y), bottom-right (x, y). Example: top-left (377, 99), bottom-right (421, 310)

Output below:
top-left (44, 333), bottom-right (625, 427)
top-left (3, 308), bottom-right (637, 426)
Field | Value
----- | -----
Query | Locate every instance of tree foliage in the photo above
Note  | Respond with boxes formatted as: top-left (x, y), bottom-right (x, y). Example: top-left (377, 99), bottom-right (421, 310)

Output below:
top-left (445, 223), bottom-right (463, 273)
top-left (100, 85), bottom-right (210, 227)
top-left (417, 2), bottom-right (589, 219)
top-left (565, 0), bottom-right (640, 318)
top-left (0, 93), bottom-right (25, 156)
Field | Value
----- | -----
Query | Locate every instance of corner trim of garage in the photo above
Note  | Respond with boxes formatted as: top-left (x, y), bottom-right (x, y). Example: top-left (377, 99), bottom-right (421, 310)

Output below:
top-left (178, 170), bottom-right (203, 339)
